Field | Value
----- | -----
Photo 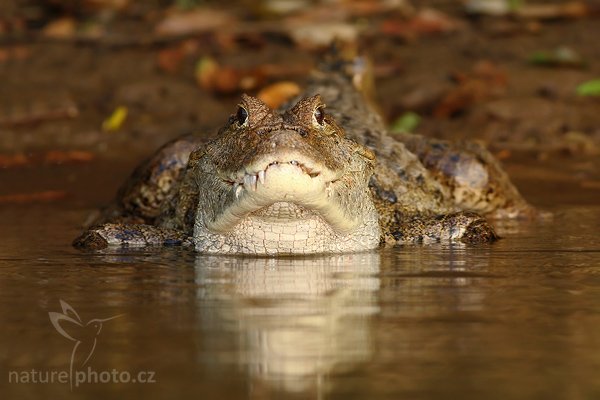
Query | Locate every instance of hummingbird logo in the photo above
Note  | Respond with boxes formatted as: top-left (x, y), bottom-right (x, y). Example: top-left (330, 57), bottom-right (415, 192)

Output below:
top-left (48, 300), bottom-right (122, 389)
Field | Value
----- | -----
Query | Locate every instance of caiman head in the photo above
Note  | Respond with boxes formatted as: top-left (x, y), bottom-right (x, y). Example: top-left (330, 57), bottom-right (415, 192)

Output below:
top-left (191, 94), bottom-right (380, 255)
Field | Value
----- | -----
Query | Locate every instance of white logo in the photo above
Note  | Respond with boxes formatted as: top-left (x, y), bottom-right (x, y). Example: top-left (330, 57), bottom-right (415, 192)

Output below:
top-left (48, 300), bottom-right (122, 389)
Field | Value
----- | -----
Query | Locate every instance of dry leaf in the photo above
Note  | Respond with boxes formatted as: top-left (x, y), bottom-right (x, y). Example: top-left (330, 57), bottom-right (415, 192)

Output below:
top-left (43, 150), bottom-right (95, 164)
top-left (381, 8), bottom-right (462, 39)
top-left (195, 57), bottom-right (242, 94)
top-left (43, 18), bottom-right (76, 38)
top-left (155, 9), bottom-right (236, 37)
top-left (0, 190), bottom-right (67, 204)
top-left (0, 153), bottom-right (29, 168)
top-left (288, 22), bottom-right (359, 49)
top-left (157, 47), bottom-right (187, 73)
top-left (257, 81), bottom-right (301, 109)
top-left (0, 46), bottom-right (30, 63)
top-left (435, 61), bottom-right (507, 118)
top-left (102, 106), bottom-right (128, 132)
top-left (195, 57), bottom-right (268, 94)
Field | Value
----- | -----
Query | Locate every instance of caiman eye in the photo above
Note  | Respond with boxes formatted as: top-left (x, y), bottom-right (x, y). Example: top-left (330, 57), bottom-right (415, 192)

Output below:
top-left (314, 106), bottom-right (325, 126)
top-left (236, 106), bottom-right (248, 126)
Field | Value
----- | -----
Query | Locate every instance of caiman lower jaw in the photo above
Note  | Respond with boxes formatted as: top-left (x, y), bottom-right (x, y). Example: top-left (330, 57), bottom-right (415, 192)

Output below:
top-left (207, 161), bottom-right (355, 235)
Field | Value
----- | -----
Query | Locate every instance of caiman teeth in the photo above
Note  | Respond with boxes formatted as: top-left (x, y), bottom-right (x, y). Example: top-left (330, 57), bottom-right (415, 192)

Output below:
top-left (233, 183), bottom-right (243, 199)
top-left (244, 174), bottom-right (258, 190)
top-left (325, 182), bottom-right (333, 198)
top-left (264, 160), bottom-right (320, 178)
top-left (225, 160), bottom-right (322, 188)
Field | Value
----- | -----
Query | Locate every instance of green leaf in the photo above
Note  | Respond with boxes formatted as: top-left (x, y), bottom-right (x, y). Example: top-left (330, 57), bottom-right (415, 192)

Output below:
top-left (102, 106), bottom-right (128, 132)
top-left (508, 0), bottom-right (524, 12)
top-left (529, 47), bottom-right (584, 68)
top-left (391, 112), bottom-right (421, 133)
top-left (175, 0), bottom-right (203, 10)
top-left (529, 51), bottom-right (551, 65)
top-left (576, 79), bottom-right (600, 97)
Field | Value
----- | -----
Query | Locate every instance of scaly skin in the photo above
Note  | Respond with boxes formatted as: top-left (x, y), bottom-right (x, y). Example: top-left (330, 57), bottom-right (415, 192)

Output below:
top-left (165, 94), bottom-right (380, 254)
top-left (74, 60), bottom-right (535, 254)
top-left (298, 63), bottom-right (535, 243)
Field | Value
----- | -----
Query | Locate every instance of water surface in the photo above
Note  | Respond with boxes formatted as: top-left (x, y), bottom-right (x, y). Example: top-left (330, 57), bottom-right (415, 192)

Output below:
top-left (0, 159), bottom-right (599, 399)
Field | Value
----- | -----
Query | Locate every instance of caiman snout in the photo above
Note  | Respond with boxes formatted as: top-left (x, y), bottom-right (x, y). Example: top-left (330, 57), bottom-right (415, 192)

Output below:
top-left (266, 129), bottom-right (307, 149)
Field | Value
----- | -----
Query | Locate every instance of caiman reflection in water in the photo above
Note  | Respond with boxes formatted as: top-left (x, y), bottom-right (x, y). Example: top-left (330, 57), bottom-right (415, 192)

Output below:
top-left (194, 252), bottom-right (381, 393)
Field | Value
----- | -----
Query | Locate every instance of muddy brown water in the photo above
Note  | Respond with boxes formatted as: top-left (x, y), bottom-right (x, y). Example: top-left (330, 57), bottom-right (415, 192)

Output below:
top-left (1, 158), bottom-right (599, 399)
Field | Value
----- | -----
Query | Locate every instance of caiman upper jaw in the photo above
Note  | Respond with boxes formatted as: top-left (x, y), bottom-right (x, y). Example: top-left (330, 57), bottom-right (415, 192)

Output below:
top-left (229, 160), bottom-right (323, 199)
top-left (222, 160), bottom-right (322, 186)
top-left (221, 153), bottom-right (337, 183)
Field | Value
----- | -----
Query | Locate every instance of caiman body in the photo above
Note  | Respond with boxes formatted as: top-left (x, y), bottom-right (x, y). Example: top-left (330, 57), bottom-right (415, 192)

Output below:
top-left (75, 60), bottom-right (534, 255)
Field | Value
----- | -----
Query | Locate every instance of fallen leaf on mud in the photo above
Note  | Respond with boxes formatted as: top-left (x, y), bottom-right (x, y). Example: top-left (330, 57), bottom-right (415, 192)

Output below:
top-left (0, 153), bottom-right (29, 168)
top-left (259, 63), bottom-right (313, 79)
top-left (212, 31), bottom-right (240, 52)
top-left (381, 8), bottom-right (462, 39)
top-left (157, 39), bottom-right (199, 74)
top-left (268, 0), bottom-right (413, 17)
top-left (0, 17), bottom-right (27, 37)
top-left (0, 190), bottom-right (67, 204)
top-left (398, 83), bottom-right (447, 111)
top-left (0, 46), bottom-right (30, 63)
top-left (81, 0), bottom-right (129, 12)
top-left (155, 8), bottom-right (236, 36)
top-left (257, 81), bottom-right (301, 109)
top-left (515, 1), bottom-right (589, 19)
top-left (102, 106), bottom-right (128, 132)
top-left (529, 46), bottom-right (585, 68)
top-left (195, 58), bottom-right (310, 95)
top-left (562, 131), bottom-right (599, 155)
top-left (435, 80), bottom-right (489, 118)
top-left (464, 0), bottom-right (513, 16)
top-left (471, 60), bottom-right (508, 87)
top-left (42, 18), bottom-right (77, 38)
top-left (482, 19), bottom-right (543, 37)
top-left (0, 104), bottom-right (79, 128)
top-left (195, 56), bottom-right (219, 89)
top-left (390, 112), bottom-right (421, 133)
top-left (288, 22), bottom-right (359, 49)
top-left (343, 0), bottom-right (415, 17)
top-left (580, 180), bottom-right (600, 189)
top-left (263, 0), bottom-right (309, 15)
top-left (576, 79), bottom-right (600, 97)
top-left (192, 57), bottom-right (306, 94)
top-left (157, 46), bottom-right (187, 73)
top-left (435, 61), bottom-right (507, 118)
top-left (495, 149), bottom-right (512, 160)
top-left (0, 151), bottom-right (95, 169)
top-left (79, 21), bottom-right (106, 39)
top-left (195, 56), bottom-right (245, 94)
top-left (466, 0), bottom-right (590, 19)
top-left (43, 150), bottom-right (95, 165)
